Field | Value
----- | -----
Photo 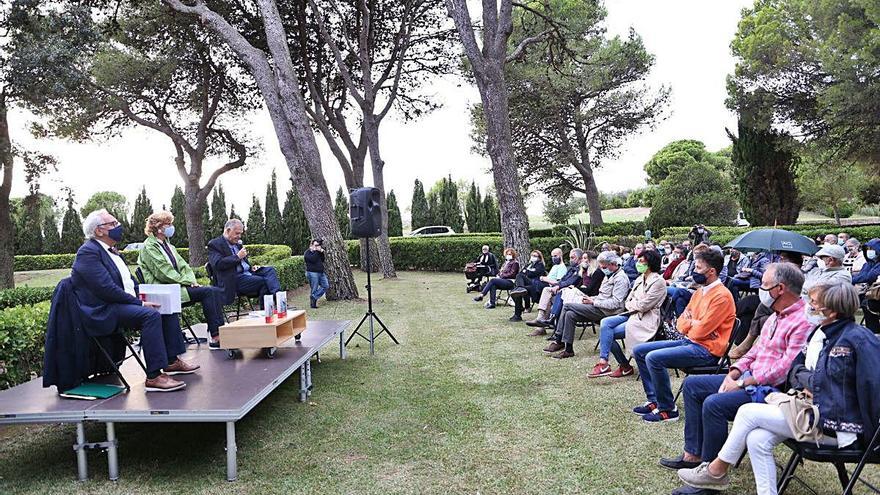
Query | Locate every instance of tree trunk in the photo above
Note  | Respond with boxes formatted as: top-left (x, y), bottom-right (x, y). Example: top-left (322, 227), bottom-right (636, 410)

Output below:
top-left (364, 114), bottom-right (396, 278)
top-left (0, 94), bottom-right (14, 289)
top-left (578, 162), bottom-right (604, 227)
top-left (477, 70), bottom-right (531, 263)
top-left (833, 205), bottom-right (841, 226)
top-left (184, 183), bottom-right (209, 266)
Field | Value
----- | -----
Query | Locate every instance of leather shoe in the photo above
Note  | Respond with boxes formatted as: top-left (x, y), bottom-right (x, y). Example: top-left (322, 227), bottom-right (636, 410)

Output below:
top-left (163, 359), bottom-right (200, 376)
top-left (145, 373), bottom-right (186, 392)
top-left (543, 342), bottom-right (564, 353)
top-left (527, 327), bottom-right (547, 336)
top-left (552, 350), bottom-right (574, 359)
top-left (526, 319), bottom-right (545, 328)
top-left (660, 454), bottom-right (701, 471)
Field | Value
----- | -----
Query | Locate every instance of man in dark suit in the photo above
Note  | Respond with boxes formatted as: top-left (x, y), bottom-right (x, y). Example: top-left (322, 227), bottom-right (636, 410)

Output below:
top-left (72, 209), bottom-right (199, 392)
top-left (207, 219), bottom-right (282, 306)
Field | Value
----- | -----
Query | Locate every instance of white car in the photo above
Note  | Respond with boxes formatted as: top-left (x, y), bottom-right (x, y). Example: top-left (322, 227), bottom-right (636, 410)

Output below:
top-left (407, 226), bottom-right (456, 237)
top-left (736, 211), bottom-right (750, 227)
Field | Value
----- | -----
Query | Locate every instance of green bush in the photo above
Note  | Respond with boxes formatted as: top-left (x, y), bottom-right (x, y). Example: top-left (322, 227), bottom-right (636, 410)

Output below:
top-left (275, 256), bottom-right (308, 290)
top-left (0, 287), bottom-right (55, 309)
top-left (648, 162), bottom-right (738, 231)
top-left (0, 302), bottom-right (50, 389)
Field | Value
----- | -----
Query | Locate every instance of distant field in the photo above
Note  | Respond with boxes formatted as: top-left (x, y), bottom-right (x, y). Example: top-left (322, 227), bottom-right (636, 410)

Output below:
top-left (13, 269), bottom-right (70, 288)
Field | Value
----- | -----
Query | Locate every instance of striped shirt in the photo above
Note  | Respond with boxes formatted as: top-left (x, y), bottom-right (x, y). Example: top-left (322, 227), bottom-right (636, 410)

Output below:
top-left (732, 298), bottom-right (812, 386)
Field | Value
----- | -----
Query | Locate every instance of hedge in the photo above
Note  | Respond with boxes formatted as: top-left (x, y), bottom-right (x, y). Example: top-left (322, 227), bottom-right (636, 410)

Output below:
top-left (0, 301), bottom-right (50, 389)
top-left (0, 286), bottom-right (56, 309)
top-left (659, 224), bottom-right (880, 245)
top-left (14, 244), bottom-right (292, 272)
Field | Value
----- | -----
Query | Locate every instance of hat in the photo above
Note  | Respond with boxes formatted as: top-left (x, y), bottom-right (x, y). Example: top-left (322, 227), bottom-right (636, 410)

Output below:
top-left (815, 244), bottom-right (845, 260)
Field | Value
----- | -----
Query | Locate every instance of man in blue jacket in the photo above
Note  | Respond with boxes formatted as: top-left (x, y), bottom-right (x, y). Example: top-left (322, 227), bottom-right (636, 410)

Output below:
top-left (72, 209), bottom-right (199, 392)
top-left (208, 219), bottom-right (282, 306)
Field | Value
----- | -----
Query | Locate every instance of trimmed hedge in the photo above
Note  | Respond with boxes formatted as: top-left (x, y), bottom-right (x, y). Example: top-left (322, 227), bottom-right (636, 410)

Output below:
top-left (0, 287), bottom-right (55, 309)
top-left (0, 301), bottom-right (50, 389)
top-left (659, 224), bottom-right (880, 245)
top-left (14, 244), bottom-right (292, 272)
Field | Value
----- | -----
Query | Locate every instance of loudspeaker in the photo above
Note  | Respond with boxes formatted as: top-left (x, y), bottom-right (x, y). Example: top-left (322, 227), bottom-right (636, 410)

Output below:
top-left (349, 187), bottom-right (382, 238)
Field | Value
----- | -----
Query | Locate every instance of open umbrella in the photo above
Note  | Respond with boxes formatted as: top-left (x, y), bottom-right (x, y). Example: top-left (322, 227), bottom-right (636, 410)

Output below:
top-left (724, 228), bottom-right (819, 256)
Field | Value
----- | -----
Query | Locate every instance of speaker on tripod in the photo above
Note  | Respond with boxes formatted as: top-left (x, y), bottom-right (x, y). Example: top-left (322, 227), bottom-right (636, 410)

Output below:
top-left (345, 187), bottom-right (398, 355)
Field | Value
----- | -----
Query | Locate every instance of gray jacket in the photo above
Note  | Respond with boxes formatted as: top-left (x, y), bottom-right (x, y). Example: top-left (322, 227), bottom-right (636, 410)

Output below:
top-left (802, 266), bottom-right (852, 297)
top-left (593, 267), bottom-right (631, 313)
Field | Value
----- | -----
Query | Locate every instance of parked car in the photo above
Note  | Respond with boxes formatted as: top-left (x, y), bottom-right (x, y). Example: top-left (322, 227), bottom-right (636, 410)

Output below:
top-left (736, 210), bottom-right (750, 227)
top-left (407, 226), bottom-right (456, 237)
top-left (123, 242), bottom-right (145, 251)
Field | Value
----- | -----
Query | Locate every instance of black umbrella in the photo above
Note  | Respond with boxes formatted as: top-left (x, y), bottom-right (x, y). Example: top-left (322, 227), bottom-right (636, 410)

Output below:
top-left (724, 228), bottom-right (819, 256)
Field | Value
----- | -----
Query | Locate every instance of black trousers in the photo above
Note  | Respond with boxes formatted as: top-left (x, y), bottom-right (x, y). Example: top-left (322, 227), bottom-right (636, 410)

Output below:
top-left (186, 286), bottom-right (226, 337)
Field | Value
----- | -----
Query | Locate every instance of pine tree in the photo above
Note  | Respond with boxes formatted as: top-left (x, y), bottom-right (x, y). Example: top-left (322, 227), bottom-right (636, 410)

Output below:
top-left (482, 194), bottom-right (501, 233)
top-left (464, 181), bottom-right (483, 233)
top-left (17, 195), bottom-right (44, 255)
top-left (130, 186), bottom-right (154, 239)
top-left (282, 188), bottom-right (310, 253)
top-left (333, 186), bottom-right (350, 239)
top-left (209, 183), bottom-right (228, 238)
top-left (410, 179), bottom-right (429, 230)
top-left (264, 171), bottom-right (283, 245)
top-left (245, 194), bottom-right (265, 244)
top-left (169, 186), bottom-right (188, 247)
top-left (42, 215), bottom-right (61, 254)
top-left (386, 190), bottom-right (403, 237)
top-left (60, 193), bottom-right (84, 254)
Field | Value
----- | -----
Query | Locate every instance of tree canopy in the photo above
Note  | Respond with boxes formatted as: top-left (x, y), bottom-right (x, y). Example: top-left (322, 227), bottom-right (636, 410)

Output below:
top-left (644, 140), bottom-right (731, 185)
top-left (647, 161), bottom-right (738, 231)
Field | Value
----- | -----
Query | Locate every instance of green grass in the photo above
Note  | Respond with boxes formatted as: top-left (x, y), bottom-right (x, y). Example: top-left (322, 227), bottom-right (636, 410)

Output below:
top-left (0, 271), bottom-right (875, 493)
top-left (13, 269), bottom-right (72, 288)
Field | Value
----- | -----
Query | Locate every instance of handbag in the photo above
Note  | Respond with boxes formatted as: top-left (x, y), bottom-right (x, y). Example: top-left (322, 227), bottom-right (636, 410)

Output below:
top-left (464, 262), bottom-right (478, 274)
top-left (866, 280), bottom-right (880, 301)
top-left (764, 390), bottom-right (824, 443)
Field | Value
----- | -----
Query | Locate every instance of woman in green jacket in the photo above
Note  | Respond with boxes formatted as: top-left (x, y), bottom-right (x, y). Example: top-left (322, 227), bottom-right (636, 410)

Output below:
top-left (138, 211), bottom-right (226, 348)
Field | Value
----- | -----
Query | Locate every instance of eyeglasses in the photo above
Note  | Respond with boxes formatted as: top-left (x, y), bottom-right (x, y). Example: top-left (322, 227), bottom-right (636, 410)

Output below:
top-left (99, 221), bottom-right (120, 228)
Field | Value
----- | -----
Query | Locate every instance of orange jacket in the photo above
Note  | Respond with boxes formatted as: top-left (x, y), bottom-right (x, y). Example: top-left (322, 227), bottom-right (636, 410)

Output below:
top-left (676, 282), bottom-right (736, 357)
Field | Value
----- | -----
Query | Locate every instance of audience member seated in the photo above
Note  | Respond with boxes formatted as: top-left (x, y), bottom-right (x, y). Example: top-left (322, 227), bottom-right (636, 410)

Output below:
top-left (466, 245), bottom-right (498, 292)
top-left (666, 244), bottom-right (710, 318)
top-left (623, 243), bottom-right (644, 282)
top-left (663, 245), bottom-right (688, 280)
top-left (676, 283), bottom-right (880, 494)
top-left (523, 247), bottom-right (566, 308)
top-left (853, 238), bottom-right (880, 286)
top-left (543, 251), bottom-right (630, 359)
top-left (208, 219), bottom-right (282, 307)
top-left (837, 231), bottom-right (849, 245)
top-left (661, 242), bottom-right (676, 271)
top-left (631, 249), bottom-right (735, 423)
top-left (588, 249), bottom-right (666, 378)
top-left (526, 249), bottom-right (584, 333)
top-left (509, 250), bottom-right (547, 321)
top-left (528, 251), bottom-right (601, 332)
top-left (843, 237), bottom-right (866, 274)
top-left (474, 248), bottom-right (520, 308)
top-left (74, 209), bottom-right (199, 392)
top-left (580, 250), bottom-right (606, 296)
top-left (801, 244), bottom-right (851, 297)
top-left (661, 263), bottom-right (812, 492)
top-left (726, 250), bottom-right (771, 301)
top-left (723, 249), bottom-right (747, 280)
top-left (138, 211), bottom-right (227, 348)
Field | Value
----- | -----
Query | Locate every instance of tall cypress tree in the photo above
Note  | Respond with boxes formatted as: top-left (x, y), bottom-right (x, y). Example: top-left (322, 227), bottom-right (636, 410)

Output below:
top-left (42, 215), bottom-right (61, 254)
top-left (230, 204), bottom-right (241, 220)
top-left (410, 179), bottom-right (429, 230)
top-left (60, 193), bottom-right (84, 254)
top-left (333, 186), bottom-right (350, 239)
top-left (264, 171), bottom-right (283, 245)
top-left (282, 188), bottom-right (310, 253)
top-left (17, 195), bottom-right (44, 255)
top-left (426, 189), bottom-right (438, 226)
top-left (130, 186), bottom-right (154, 238)
top-left (245, 194), bottom-right (265, 244)
top-left (387, 190), bottom-right (403, 237)
top-left (209, 183), bottom-right (228, 237)
top-left (464, 181), bottom-right (483, 233)
top-left (169, 186), bottom-right (188, 247)
top-left (482, 194), bottom-right (501, 233)
top-left (728, 121), bottom-right (800, 225)
top-left (439, 176), bottom-right (464, 232)
top-left (201, 198), bottom-right (211, 238)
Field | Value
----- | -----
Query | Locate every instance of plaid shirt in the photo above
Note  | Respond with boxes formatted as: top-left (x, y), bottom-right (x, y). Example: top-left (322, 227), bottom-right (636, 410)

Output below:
top-left (731, 298), bottom-right (812, 386)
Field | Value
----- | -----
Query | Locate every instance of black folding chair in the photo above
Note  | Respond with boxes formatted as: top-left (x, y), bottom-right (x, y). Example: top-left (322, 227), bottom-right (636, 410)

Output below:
top-left (672, 317), bottom-right (744, 403)
top-left (86, 327), bottom-right (148, 392)
top-left (135, 267), bottom-right (203, 345)
top-left (777, 419), bottom-right (880, 495)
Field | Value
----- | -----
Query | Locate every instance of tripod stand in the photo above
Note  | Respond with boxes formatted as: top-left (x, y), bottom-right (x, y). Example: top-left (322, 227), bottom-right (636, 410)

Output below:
top-left (345, 239), bottom-right (398, 355)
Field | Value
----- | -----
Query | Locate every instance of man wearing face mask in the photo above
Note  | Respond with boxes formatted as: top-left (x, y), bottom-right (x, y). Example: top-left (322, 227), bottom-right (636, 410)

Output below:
top-left (801, 244), bottom-right (851, 297)
top-left (139, 211), bottom-right (227, 348)
top-left (842, 237), bottom-right (865, 274)
top-left (72, 209), bottom-right (199, 392)
top-left (661, 263), bottom-right (812, 492)
top-left (624, 243), bottom-right (645, 282)
top-left (527, 248), bottom-right (584, 332)
top-left (543, 251), bottom-right (630, 358)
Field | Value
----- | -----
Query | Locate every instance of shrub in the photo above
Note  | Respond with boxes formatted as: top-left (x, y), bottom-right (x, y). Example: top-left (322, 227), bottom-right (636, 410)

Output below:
top-left (0, 287), bottom-right (55, 310)
top-left (0, 302), bottom-right (50, 389)
top-left (647, 162), bottom-right (738, 231)
top-left (275, 256), bottom-right (308, 290)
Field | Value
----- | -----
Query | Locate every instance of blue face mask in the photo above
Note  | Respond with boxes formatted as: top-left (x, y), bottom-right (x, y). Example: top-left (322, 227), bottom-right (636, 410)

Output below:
top-left (108, 225), bottom-right (124, 242)
top-left (601, 268), bottom-right (613, 276)
top-left (163, 225), bottom-right (175, 238)
top-left (692, 271), bottom-right (708, 284)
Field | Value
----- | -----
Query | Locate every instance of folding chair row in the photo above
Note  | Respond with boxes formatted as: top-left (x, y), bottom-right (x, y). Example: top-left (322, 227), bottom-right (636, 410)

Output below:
top-left (672, 317), bottom-right (744, 403)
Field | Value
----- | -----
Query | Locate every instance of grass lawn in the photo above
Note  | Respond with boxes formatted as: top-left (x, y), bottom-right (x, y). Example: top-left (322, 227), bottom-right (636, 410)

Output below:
top-left (0, 271), bottom-right (875, 494)
top-left (13, 269), bottom-right (72, 288)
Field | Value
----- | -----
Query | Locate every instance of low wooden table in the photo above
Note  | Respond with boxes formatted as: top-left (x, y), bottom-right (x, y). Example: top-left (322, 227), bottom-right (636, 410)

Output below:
top-left (219, 310), bottom-right (307, 358)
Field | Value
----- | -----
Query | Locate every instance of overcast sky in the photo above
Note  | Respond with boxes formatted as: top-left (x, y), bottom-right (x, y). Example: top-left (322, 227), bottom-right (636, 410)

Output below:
top-left (8, 0), bottom-right (753, 223)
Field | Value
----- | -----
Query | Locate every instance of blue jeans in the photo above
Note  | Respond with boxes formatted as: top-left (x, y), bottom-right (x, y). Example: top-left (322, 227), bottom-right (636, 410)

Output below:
top-left (306, 271), bottom-right (330, 300)
top-left (632, 339), bottom-right (717, 411)
top-left (727, 277), bottom-right (751, 301)
top-left (482, 278), bottom-right (515, 305)
top-left (549, 291), bottom-right (565, 316)
top-left (683, 374), bottom-right (752, 461)
top-left (598, 314), bottom-right (629, 365)
top-left (666, 287), bottom-right (693, 316)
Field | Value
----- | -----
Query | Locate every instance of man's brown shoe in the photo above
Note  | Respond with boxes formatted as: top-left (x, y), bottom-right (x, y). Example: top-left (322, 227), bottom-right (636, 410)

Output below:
top-left (552, 350), bottom-right (575, 359)
top-left (543, 341), bottom-right (565, 354)
top-left (527, 327), bottom-right (547, 337)
top-left (163, 359), bottom-right (200, 376)
top-left (145, 374), bottom-right (186, 392)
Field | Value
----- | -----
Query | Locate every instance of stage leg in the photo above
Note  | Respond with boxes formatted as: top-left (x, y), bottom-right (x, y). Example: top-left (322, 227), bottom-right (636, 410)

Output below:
top-left (340, 329), bottom-right (346, 360)
top-left (299, 364), bottom-right (308, 402)
top-left (106, 422), bottom-right (119, 481)
top-left (75, 422), bottom-right (88, 481)
top-left (225, 422), bottom-right (237, 482)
